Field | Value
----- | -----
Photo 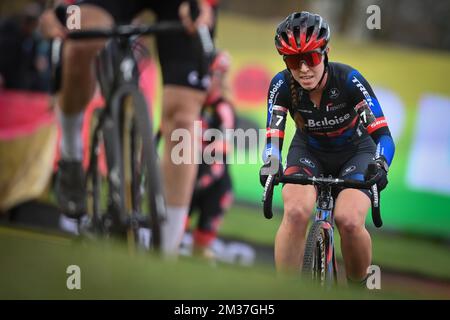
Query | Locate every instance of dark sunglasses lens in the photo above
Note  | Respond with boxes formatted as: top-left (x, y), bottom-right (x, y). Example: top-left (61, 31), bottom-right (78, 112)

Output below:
top-left (284, 55), bottom-right (300, 69)
top-left (284, 52), bottom-right (322, 68)
top-left (307, 52), bottom-right (323, 66)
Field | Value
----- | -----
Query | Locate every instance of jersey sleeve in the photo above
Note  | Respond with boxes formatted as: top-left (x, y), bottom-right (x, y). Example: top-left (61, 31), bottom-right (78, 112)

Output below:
top-left (347, 69), bottom-right (395, 166)
top-left (263, 71), bottom-right (291, 163)
top-left (213, 100), bottom-right (235, 155)
top-left (216, 100), bottom-right (235, 131)
top-left (196, 99), bottom-right (233, 189)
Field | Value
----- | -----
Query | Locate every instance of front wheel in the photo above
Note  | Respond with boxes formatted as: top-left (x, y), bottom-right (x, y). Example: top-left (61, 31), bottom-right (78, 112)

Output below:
top-left (85, 107), bottom-right (109, 236)
top-left (302, 221), bottom-right (335, 287)
top-left (119, 92), bottom-right (166, 252)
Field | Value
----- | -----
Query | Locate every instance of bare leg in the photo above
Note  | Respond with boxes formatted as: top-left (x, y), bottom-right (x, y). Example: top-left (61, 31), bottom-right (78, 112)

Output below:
top-left (59, 5), bottom-right (113, 115)
top-left (54, 5), bottom-right (114, 218)
top-left (160, 85), bottom-right (205, 254)
top-left (57, 5), bottom-right (113, 160)
top-left (275, 184), bottom-right (316, 274)
top-left (334, 189), bottom-right (372, 281)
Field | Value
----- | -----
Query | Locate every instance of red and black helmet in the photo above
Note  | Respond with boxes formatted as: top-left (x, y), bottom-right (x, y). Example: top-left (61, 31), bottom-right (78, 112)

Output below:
top-left (275, 11), bottom-right (330, 55)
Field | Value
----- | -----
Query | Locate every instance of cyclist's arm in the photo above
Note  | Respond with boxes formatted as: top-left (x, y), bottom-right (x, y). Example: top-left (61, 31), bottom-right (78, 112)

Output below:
top-left (207, 100), bottom-right (235, 155)
top-left (195, 100), bottom-right (234, 189)
top-left (263, 72), bottom-right (290, 165)
top-left (179, 0), bottom-right (215, 34)
top-left (195, 162), bottom-right (225, 190)
top-left (348, 70), bottom-right (395, 166)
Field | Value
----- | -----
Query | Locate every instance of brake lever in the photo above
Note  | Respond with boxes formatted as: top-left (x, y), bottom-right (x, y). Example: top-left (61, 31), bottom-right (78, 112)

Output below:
top-left (262, 174), bottom-right (275, 219)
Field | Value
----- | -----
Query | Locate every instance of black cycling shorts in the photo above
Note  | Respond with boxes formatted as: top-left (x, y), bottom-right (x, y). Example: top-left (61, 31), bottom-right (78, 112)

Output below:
top-left (75, 0), bottom-right (216, 91)
top-left (285, 130), bottom-right (377, 199)
top-left (188, 171), bottom-right (233, 234)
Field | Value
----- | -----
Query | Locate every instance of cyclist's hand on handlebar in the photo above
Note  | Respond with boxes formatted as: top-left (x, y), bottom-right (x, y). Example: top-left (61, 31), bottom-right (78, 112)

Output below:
top-left (38, 9), bottom-right (67, 39)
top-left (259, 157), bottom-right (283, 187)
top-left (179, 0), bottom-right (213, 34)
top-left (375, 156), bottom-right (389, 191)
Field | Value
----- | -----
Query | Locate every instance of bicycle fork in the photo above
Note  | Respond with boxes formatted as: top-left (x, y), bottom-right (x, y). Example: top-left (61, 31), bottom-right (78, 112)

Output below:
top-left (315, 191), bottom-right (338, 285)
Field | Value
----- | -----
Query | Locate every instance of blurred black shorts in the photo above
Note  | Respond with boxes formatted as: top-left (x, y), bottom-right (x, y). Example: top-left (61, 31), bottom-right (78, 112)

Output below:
top-left (285, 132), bottom-right (377, 199)
top-left (75, 0), bottom-right (216, 90)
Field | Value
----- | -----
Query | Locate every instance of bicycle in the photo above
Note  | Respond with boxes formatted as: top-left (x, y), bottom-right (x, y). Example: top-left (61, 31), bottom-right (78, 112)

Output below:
top-left (262, 163), bottom-right (383, 287)
top-left (52, 22), bottom-right (193, 252)
top-left (49, 0), bottom-right (217, 251)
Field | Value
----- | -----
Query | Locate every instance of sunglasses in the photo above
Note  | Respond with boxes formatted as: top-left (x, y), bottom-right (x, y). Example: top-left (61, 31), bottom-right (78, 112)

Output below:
top-left (283, 49), bottom-right (325, 69)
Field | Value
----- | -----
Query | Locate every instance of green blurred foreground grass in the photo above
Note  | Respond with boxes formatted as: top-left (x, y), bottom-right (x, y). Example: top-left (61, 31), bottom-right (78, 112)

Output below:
top-left (0, 225), bottom-right (429, 300)
top-left (221, 205), bottom-right (450, 281)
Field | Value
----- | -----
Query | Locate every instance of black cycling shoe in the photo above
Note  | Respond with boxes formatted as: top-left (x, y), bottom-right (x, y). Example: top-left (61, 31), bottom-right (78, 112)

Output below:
top-left (55, 160), bottom-right (87, 219)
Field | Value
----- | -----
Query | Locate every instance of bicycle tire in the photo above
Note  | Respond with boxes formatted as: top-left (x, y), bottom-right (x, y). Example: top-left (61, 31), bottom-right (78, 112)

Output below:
top-left (119, 90), bottom-right (166, 251)
top-left (302, 221), bottom-right (335, 286)
top-left (86, 108), bottom-right (110, 235)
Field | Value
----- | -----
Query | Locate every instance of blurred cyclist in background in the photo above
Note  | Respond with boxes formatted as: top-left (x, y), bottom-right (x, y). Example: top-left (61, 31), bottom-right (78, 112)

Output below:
top-left (38, 0), bottom-right (218, 255)
top-left (259, 11), bottom-right (395, 285)
top-left (0, 2), bottom-right (50, 91)
top-left (185, 51), bottom-right (235, 259)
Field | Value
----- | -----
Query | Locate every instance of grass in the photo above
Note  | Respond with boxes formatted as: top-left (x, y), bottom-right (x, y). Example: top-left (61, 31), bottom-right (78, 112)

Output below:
top-left (0, 225), bottom-right (427, 300)
top-left (219, 204), bottom-right (450, 281)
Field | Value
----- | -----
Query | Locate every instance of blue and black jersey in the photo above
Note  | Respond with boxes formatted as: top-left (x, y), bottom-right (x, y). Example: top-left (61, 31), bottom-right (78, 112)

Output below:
top-left (264, 62), bottom-right (395, 167)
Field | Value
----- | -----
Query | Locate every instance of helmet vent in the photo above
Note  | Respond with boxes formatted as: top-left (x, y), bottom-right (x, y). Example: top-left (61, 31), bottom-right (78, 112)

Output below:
top-left (281, 32), bottom-right (289, 45)
top-left (306, 26), bottom-right (314, 43)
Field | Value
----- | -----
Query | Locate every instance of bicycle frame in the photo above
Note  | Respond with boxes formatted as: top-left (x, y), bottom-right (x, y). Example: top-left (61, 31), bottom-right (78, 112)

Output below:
top-left (87, 36), bottom-right (139, 223)
top-left (313, 184), bottom-right (338, 284)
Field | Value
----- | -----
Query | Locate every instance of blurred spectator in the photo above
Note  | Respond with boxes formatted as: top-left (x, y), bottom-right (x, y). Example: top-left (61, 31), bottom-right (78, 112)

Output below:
top-left (0, 2), bottom-right (50, 91)
top-left (185, 51), bottom-right (236, 259)
top-left (0, 1), bottom-right (56, 222)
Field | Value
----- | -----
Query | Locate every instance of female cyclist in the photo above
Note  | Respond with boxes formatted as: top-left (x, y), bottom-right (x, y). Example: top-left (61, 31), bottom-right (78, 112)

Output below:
top-left (259, 11), bottom-right (395, 285)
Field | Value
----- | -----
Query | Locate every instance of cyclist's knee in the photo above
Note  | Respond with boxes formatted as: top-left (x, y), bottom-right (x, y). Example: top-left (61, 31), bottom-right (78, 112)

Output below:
top-left (283, 204), bottom-right (311, 227)
top-left (171, 110), bottom-right (198, 131)
top-left (162, 86), bottom-right (205, 117)
top-left (338, 219), bottom-right (363, 236)
top-left (63, 4), bottom-right (113, 67)
top-left (79, 4), bottom-right (114, 30)
top-left (282, 186), bottom-right (315, 227)
top-left (335, 211), bottom-right (365, 236)
top-left (334, 189), bottom-right (369, 236)
top-left (64, 41), bottom-right (103, 66)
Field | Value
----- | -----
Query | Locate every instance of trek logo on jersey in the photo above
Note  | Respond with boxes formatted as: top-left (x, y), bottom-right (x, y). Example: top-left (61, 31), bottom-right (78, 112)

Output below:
top-left (352, 76), bottom-right (375, 107)
top-left (268, 79), bottom-right (284, 112)
top-left (306, 113), bottom-right (351, 128)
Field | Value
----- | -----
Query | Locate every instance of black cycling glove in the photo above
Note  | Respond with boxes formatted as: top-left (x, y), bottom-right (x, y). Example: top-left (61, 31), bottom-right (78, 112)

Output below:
top-left (259, 157), bottom-right (283, 187)
top-left (375, 156), bottom-right (389, 191)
